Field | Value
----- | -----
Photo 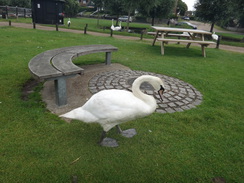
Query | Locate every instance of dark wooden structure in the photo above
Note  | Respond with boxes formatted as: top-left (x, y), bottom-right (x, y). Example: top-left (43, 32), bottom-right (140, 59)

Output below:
top-left (31, 0), bottom-right (65, 24)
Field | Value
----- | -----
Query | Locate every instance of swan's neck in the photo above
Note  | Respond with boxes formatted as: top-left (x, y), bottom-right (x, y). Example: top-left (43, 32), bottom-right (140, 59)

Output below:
top-left (132, 77), bottom-right (156, 108)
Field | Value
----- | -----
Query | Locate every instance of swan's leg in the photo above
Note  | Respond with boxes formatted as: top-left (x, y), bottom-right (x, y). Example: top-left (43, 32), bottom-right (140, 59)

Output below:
top-left (99, 130), bottom-right (119, 147)
top-left (99, 131), bottom-right (107, 143)
top-left (116, 125), bottom-right (137, 138)
top-left (116, 125), bottom-right (123, 133)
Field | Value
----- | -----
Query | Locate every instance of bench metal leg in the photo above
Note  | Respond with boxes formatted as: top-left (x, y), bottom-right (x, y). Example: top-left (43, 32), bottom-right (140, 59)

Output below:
top-left (55, 77), bottom-right (67, 106)
top-left (105, 52), bottom-right (111, 65)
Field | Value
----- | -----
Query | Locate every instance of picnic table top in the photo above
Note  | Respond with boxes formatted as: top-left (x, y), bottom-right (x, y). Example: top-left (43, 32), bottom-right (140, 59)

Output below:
top-left (151, 26), bottom-right (213, 35)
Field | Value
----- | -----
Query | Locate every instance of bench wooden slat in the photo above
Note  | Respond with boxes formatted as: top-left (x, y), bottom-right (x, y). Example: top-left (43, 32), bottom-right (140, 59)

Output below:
top-left (28, 51), bottom-right (63, 80)
top-left (52, 53), bottom-right (84, 76)
top-left (70, 45), bottom-right (118, 57)
top-left (165, 33), bottom-right (190, 37)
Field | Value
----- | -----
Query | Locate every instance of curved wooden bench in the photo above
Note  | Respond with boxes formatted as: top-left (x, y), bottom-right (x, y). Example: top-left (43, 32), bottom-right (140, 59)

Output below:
top-left (28, 45), bottom-right (118, 106)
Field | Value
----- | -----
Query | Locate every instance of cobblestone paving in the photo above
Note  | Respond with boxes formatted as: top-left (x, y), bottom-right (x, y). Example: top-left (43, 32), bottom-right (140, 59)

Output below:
top-left (89, 70), bottom-right (203, 114)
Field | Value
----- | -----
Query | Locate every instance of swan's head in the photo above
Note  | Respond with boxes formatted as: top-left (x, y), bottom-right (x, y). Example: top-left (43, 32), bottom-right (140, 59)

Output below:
top-left (149, 76), bottom-right (165, 101)
top-left (133, 75), bottom-right (165, 101)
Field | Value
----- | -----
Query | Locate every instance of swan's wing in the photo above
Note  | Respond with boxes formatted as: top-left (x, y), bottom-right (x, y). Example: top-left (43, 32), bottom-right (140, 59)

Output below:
top-left (82, 90), bottom-right (150, 121)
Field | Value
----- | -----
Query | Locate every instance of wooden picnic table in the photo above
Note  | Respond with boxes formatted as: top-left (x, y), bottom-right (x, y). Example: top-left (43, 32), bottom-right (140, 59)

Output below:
top-left (151, 26), bottom-right (216, 57)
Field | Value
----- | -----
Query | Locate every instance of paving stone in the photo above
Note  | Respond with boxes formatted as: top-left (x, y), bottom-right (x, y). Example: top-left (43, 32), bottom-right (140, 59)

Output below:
top-left (89, 70), bottom-right (203, 114)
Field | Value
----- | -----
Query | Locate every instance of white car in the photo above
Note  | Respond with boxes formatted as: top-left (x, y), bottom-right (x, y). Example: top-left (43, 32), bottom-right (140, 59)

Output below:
top-left (118, 16), bottom-right (132, 22)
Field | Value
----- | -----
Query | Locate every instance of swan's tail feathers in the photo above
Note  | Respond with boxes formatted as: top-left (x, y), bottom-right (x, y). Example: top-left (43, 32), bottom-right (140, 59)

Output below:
top-left (59, 108), bottom-right (97, 123)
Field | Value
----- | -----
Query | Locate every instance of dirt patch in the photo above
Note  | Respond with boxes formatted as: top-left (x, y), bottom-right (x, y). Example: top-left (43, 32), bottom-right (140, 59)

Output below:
top-left (21, 78), bottom-right (40, 101)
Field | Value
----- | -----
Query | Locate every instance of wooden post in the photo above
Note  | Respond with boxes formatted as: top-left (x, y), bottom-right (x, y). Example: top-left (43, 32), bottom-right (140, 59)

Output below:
top-left (33, 22), bottom-right (36, 29)
top-left (84, 24), bottom-right (88, 34)
top-left (56, 23), bottom-right (58, 31)
top-left (110, 29), bottom-right (113, 37)
top-left (9, 20), bottom-right (11, 26)
top-left (140, 30), bottom-right (144, 40)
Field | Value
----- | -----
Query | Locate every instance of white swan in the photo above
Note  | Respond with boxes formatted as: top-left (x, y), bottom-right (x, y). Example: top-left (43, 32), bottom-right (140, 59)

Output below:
top-left (212, 32), bottom-right (218, 40)
top-left (67, 18), bottom-right (71, 27)
top-left (60, 75), bottom-right (165, 147)
top-left (113, 21), bottom-right (122, 31)
top-left (111, 19), bottom-right (115, 30)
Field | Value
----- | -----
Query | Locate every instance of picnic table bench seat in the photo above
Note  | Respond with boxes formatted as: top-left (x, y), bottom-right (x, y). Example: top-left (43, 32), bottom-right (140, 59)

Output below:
top-left (156, 38), bottom-right (216, 57)
top-left (28, 44), bottom-right (118, 106)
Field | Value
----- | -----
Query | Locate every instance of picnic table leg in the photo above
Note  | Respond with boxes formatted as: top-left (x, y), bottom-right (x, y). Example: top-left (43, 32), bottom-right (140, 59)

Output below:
top-left (186, 33), bottom-right (196, 48)
top-left (160, 41), bottom-right (165, 55)
top-left (201, 45), bottom-right (206, 57)
top-left (105, 52), bottom-right (111, 65)
top-left (152, 31), bottom-right (159, 46)
top-left (55, 77), bottom-right (67, 106)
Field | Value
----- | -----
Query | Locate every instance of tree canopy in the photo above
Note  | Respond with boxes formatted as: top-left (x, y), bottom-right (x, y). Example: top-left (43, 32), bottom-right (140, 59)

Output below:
top-left (194, 0), bottom-right (244, 30)
top-left (0, 0), bottom-right (31, 7)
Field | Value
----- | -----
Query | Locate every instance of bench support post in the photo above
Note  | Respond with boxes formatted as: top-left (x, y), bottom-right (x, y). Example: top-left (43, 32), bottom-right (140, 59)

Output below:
top-left (105, 52), bottom-right (111, 65)
top-left (55, 77), bottom-right (67, 106)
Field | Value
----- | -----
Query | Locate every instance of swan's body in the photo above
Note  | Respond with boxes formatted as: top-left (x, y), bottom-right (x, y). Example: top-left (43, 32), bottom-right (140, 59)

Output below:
top-left (212, 32), bottom-right (218, 40)
top-left (60, 75), bottom-right (165, 147)
top-left (112, 21), bottom-right (122, 31)
top-left (67, 18), bottom-right (71, 27)
top-left (111, 19), bottom-right (115, 30)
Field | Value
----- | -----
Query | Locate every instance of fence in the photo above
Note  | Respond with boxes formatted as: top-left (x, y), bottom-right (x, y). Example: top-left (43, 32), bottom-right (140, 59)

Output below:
top-left (0, 6), bottom-right (31, 19)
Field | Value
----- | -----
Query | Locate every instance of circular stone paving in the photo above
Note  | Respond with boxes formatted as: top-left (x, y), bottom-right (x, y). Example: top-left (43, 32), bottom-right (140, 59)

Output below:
top-left (88, 70), bottom-right (203, 114)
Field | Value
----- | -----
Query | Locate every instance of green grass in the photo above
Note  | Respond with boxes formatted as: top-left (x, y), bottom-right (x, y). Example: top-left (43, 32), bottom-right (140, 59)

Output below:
top-left (2, 17), bottom-right (244, 47)
top-left (0, 26), bottom-right (243, 182)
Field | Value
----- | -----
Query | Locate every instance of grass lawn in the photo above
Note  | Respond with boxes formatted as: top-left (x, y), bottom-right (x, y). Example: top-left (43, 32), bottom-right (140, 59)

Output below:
top-left (0, 26), bottom-right (243, 182)
top-left (2, 17), bottom-right (244, 47)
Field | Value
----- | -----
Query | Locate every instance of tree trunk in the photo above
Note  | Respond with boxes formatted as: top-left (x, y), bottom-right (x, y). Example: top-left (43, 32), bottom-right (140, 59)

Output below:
top-left (210, 22), bottom-right (215, 32)
top-left (151, 17), bottom-right (155, 26)
top-left (126, 12), bottom-right (131, 32)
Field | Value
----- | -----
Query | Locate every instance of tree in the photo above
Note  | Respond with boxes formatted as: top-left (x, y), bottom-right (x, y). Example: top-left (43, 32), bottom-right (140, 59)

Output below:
top-left (0, 0), bottom-right (31, 7)
top-left (103, 0), bottom-right (124, 25)
top-left (194, 0), bottom-right (232, 32)
top-left (64, 0), bottom-right (79, 17)
top-left (9, 0), bottom-right (30, 7)
top-left (177, 0), bottom-right (187, 16)
top-left (93, 0), bottom-right (104, 26)
top-left (139, 0), bottom-right (175, 26)
top-left (230, 0), bottom-right (244, 27)
top-left (122, 0), bottom-right (138, 31)
top-left (0, 0), bottom-right (10, 6)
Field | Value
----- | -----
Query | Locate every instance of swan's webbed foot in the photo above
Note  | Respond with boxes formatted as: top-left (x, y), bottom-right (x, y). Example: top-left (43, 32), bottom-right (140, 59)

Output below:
top-left (98, 131), bottom-right (119, 147)
top-left (116, 125), bottom-right (137, 138)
